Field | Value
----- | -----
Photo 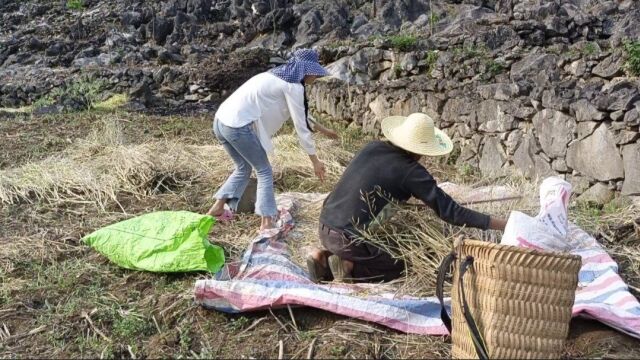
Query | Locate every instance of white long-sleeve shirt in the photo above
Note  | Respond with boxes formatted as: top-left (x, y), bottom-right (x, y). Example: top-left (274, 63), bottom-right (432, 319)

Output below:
top-left (214, 72), bottom-right (316, 155)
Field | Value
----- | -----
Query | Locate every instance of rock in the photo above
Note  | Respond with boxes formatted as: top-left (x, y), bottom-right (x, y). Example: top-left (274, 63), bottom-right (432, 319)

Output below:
top-left (532, 109), bottom-right (576, 158)
top-left (512, 135), bottom-right (537, 179)
top-left (33, 104), bottom-right (64, 116)
top-left (479, 136), bottom-right (507, 176)
top-left (121, 11), bottom-right (143, 28)
top-left (576, 122), bottom-right (598, 140)
top-left (567, 59), bottom-right (586, 77)
top-left (149, 17), bottom-right (174, 45)
top-left (570, 99), bottom-right (605, 122)
top-left (567, 125), bottom-right (624, 181)
top-left (28, 37), bottom-right (47, 51)
top-left (621, 143), bottom-right (640, 196)
top-left (477, 100), bottom-right (517, 133)
top-left (129, 82), bottom-right (155, 106)
top-left (257, 8), bottom-right (295, 33)
top-left (441, 98), bottom-right (475, 124)
top-left (577, 183), bottom-right (615, 205)
top-left (566, 175), bottom-right (591, 195)
top-left (624, 103), bottom-right (640, 126)
top-left (325, 56), bottom-right (353, 83)
top-left (542, 87), bottom-right (574, 112)
top-left (187, 0), bottom-right (212, 20)
top-left (184, 94), bottom-right (199, 102)
top-left (505, 130), bottom-right (522, 155)
top-left (510, 53), bottom-right (560, 88)
top-left (72, 52), bottom-right (120, 67)
top-left (189, 84), bottom-right (200, 93)
top-left (614, 130), bottom-right (639, 145)
top-left (478, 83), bottom-right (519, 101)
top-left (544, 15), bottom-right (568, 36)
top-left (45, 42), bottom-right (64, 56)
top-left (534, 156), bottom-right (554, 178)
top-left (592, 51), bottom-right (625, 79)
top-left (158, 50), bottom-right (185, 65)
top-left (552, 159), bottom-right (568, 172)
top-left (594, 78), bottom-right (640, 112)
top-left (399, 53), bottom-right (418, 72)
top-left (200, 94), bottom-right (214, 103)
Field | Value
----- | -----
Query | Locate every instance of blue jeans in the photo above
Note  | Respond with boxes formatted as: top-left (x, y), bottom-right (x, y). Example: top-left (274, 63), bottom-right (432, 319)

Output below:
top-left (213, 119), bottom-right (277, 217)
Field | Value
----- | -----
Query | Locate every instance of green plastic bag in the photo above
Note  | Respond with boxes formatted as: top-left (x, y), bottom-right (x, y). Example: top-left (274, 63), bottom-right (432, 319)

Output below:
top-left (82, 211), bottom-right (224, 273)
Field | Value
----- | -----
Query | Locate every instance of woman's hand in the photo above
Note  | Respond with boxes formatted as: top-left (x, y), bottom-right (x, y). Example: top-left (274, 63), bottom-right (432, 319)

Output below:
top-left (310, 117), bottom-right (340, 140)
top-left (309, 155), bottom-right (326, 182)
top-left (319, 126), bottom-right (339, 140)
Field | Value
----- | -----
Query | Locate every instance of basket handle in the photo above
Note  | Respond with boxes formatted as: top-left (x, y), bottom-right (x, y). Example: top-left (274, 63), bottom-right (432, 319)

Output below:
top-left (436, 253), bottom-right (490, 360)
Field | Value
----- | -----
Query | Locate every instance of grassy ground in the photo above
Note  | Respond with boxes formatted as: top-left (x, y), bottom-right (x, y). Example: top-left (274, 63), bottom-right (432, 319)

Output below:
top-left (1, 106), bottom-right (639, 358)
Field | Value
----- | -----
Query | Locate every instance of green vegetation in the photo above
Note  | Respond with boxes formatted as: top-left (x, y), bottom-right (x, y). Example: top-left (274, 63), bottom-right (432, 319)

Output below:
top-left (485, 60), bottom-right (505, 77)
top-left (113, 313), bottom-right (154, 339)
top-left (66, 0), bottom-right (84, 10)
top-left (424, 50), bottom-right (439, 75)
top-left (388, 34), bottom-right (418, 52)
top-left (227, 316), bottom-right (250, 331)
top-left (429, 13), bottom-right (440, 27)
top-left (583, 42), bottom-right (598, 56)
top-left (33, 77), bottom-right (108, 112)
top-left (624, 41), bottom-right (640, 76)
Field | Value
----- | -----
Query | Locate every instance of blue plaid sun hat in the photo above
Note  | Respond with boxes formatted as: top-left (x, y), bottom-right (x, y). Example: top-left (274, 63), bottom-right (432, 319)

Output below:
top-left (269, 48), bottom-right (329, 83)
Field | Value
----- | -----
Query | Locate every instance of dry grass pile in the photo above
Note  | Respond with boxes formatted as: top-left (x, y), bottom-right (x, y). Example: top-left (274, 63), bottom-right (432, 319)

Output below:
top-left (0, 117), bottom-right (350, 209)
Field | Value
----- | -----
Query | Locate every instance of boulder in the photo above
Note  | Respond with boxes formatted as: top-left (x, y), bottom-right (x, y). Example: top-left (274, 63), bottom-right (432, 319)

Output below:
top-left (121, 11), bottom-right (144, 28)
top-left (624, 102), bottom-right (640, 126)
top-left (478, 136), bottom-right (506, 176)
top-left (594, 78), bottom-right (640, 112)
top-left (532, 109), bottom-right (576, 158)
top-left (510, 53), bottom-right (560, 88)
top-left (577, 183), bottom-right (615, 205)
top-left (614, 130), bottom-right (639, 145)
top-left (149, 17), bottom-right (174, 45)
top-left (477, 100), bottom-right (517, 133)
top-left (570, 99), bottom-right (605, 122)
top-left (592, 51), bottom-right (625, 79)
top-left (567, 125), bottom-right (624, 181)
top-left (512, 134), bottom-right (537, 179)
top-left (576, 121), bottom-right (598, 140)
top-left (621, 143), bottom-right (640, 196)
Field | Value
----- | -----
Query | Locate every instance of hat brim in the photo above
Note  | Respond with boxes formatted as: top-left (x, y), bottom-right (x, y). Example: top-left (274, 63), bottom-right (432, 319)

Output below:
top-left (301, 61), bottom-right (329, 77)
top-left (381, 115), bottom-right (454, 156)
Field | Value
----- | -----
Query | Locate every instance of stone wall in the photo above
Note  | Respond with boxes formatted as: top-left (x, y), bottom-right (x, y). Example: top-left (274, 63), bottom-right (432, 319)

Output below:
top-left (311, 44), bottom-right (639, 201)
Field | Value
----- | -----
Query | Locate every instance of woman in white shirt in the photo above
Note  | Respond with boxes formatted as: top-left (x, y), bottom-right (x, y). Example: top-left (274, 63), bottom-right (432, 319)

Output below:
top-left (207, 48), bottom-right (335, 231)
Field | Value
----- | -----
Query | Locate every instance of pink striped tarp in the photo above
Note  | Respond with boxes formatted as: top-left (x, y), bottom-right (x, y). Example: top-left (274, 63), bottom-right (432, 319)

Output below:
top-left (194, 193), bottom-right (640, 338)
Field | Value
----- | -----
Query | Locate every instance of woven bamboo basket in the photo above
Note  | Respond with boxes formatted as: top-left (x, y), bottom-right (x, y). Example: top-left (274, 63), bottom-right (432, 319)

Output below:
top-left (450, 240), bottom-right (582, 359)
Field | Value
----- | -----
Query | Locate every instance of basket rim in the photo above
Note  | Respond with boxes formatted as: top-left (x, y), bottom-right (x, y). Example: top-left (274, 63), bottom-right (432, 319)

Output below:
top-left (460, 239), bottom-right (581, 262)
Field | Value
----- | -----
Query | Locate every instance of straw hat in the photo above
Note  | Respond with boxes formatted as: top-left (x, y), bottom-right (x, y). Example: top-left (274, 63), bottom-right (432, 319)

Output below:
top-left (381, 113), bottom-right (453, 156)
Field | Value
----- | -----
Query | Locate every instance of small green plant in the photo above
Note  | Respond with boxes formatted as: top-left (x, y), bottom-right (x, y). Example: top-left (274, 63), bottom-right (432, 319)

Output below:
top-left (485, 60), bottom-right (505, 77)
top-left (393, 63), bottom-right (403, 77)
top-left (424, 50), bottom-right (439, 75)
top-left (227, 316), bottom-right (250, 331)
top-left (388, 34), bottom-right (418, 52)
top-left (66, 0), bottom-right (84, 10)
top-left (113, 314), bottom-right (154, 339)
top-left (179, 325), bottom-right (193, 354)
top-left (624, 41), bottom-right (640, 77)
top-left (583, 42), bottom-right (598, 56)
top-left (429, 13), bottom-right (440, 26)
top-left (458, 163), bottom-right (476, 178)
top-left (330, 345), bottom-right (347, 357)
